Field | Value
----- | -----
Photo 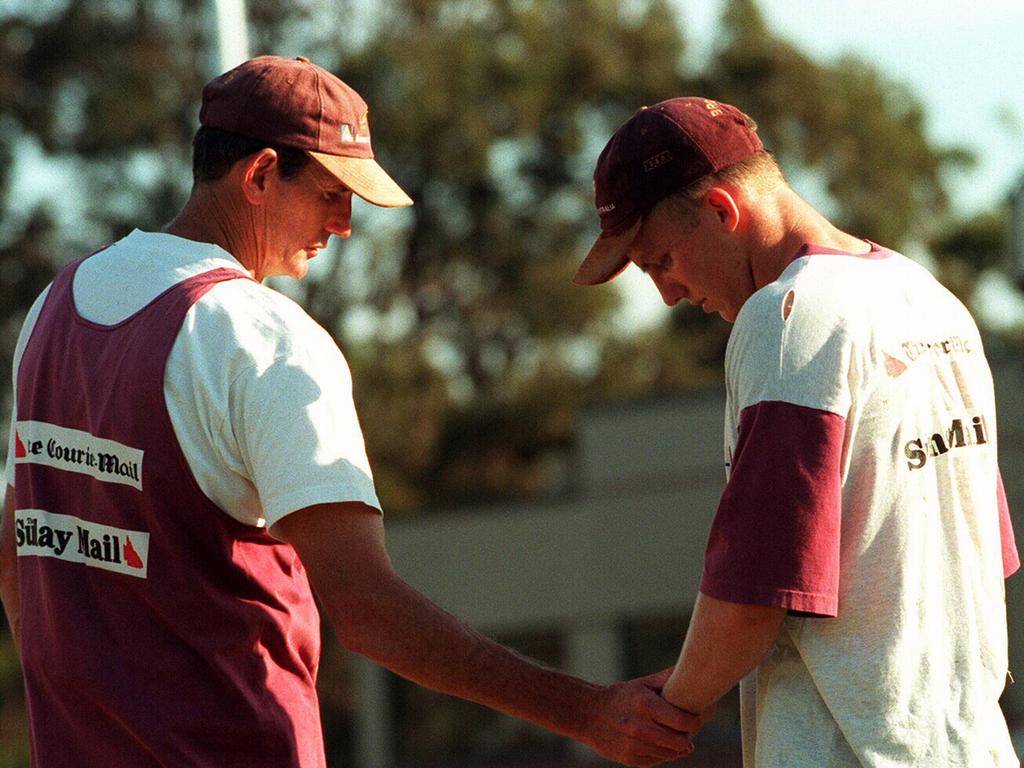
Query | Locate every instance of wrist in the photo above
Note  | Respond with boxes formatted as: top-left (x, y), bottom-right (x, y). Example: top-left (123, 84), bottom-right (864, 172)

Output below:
top-left (570, 680), bottom-right (604, 746)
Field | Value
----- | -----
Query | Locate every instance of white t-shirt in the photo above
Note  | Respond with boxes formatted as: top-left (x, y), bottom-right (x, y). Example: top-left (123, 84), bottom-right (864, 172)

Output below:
top-left (5, 230), bottom-right (381, 529)
top-left (709, 244), bottom-right (1018, 767)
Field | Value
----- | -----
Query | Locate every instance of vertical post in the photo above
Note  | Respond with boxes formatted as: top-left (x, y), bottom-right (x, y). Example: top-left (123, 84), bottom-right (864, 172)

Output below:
top-left (210, 0), bottom-right (250, 75)
top-left (352, 655), bottom-right (396, 768)
top-left (1010, 175), bottom-right (1024, 289)
top-left (565, 619), bottom-right (625, 763)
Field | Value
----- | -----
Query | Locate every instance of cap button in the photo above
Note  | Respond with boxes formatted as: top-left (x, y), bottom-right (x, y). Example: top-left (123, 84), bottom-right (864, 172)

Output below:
top-left (295, 56), bottom-right (311, 64)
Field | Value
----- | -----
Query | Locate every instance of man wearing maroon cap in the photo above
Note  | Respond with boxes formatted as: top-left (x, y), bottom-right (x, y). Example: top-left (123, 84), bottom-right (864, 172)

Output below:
top-left (575, 98), bottom-right (1019, 766)
top-left (0, 57), bottom-right (698, 767)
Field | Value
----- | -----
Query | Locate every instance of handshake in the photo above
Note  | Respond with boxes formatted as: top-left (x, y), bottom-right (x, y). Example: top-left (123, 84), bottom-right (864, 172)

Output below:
top-left (564, 667), bottom-right (710, 767)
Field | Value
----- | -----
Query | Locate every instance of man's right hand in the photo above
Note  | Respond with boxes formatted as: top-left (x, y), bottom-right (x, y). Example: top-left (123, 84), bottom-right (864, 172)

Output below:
top-left (275, 503), bottom-right (702, 766)
top-left (579, 673), bottom-right (700, 766)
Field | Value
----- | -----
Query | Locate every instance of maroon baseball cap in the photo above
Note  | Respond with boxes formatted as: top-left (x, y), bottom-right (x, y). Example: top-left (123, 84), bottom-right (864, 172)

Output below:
top-left (574, 97), bottom-right (762, 286)
top-left (200, 55), bottom-right (413, 208)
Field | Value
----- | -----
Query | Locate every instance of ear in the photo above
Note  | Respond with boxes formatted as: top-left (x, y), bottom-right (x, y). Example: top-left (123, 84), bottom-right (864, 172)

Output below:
top-left (239, 148), bottom-right (280, 205)
top-left (704, 187), bottom-right (740, 233)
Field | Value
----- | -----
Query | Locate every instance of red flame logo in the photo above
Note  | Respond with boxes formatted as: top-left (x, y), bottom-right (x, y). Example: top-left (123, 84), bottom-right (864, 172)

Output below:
top-left (124, 537), bottom-right (144, 569)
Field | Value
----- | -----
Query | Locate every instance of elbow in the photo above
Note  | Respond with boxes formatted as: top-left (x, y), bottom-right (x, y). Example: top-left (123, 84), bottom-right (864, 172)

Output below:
top-left (319, 579), bottom-right (399, 660)
top-left (331, 610), bottom-right (379, 657)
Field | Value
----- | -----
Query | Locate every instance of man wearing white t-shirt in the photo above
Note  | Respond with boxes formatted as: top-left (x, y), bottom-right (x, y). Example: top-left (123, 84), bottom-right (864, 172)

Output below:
top-left (574, 97), bottom-right (1020, 766)
top-left (0, 56), bottom-right (699, 767)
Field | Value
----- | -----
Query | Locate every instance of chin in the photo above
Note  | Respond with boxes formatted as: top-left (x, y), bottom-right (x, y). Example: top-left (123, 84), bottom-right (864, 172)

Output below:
top-left (284, 256), bottom-right (311, 280)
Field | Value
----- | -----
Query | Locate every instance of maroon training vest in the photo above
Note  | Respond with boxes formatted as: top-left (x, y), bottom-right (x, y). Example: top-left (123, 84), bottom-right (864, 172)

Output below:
top-left (14, 256), bottom-right (325, 767)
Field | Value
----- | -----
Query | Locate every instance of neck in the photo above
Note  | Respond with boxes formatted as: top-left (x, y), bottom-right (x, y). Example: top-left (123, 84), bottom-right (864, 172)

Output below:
top-left (748, 185), bottom-right (868, 289)
top-left (162, 183), bottom-right (257, 276)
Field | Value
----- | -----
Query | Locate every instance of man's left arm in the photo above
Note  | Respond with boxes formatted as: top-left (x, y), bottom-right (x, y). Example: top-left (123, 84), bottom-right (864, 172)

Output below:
top-left (0, 484), bottom-right (20, 658)
top-left (662, 593), bottom-right (785, 715)
top-left (660, 288), bottom-right (850, 714)
top-left (660, 399), bottom-right (847, 715)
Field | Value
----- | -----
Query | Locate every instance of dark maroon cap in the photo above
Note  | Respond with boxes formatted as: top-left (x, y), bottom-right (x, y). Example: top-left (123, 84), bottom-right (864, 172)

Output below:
top-left (574, 97), bottom-right (761, 285)
top-left (200, 55), bottom-right (412, 207)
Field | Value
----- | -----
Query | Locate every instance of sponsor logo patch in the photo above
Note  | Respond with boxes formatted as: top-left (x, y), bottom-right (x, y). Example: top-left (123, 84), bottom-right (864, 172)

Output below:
top-left (901, 335), bottom-right (972, 361)
top-left (643, 150), bottom-right (674, 172)
top-left (15, 509), bottom-right (149, 578)
top-left (340, 110), bottom-right (372, 144)
top-left (14, 421), bottom-right (143, 491)
top-left (700, 99), bottom-right (724, 117)
top-left (903, 414), bottom-right (990, 471)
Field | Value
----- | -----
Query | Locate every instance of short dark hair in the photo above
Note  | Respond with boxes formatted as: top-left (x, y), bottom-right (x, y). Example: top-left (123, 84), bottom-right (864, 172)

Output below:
top-left (191, 126), bottom-right (311, 182)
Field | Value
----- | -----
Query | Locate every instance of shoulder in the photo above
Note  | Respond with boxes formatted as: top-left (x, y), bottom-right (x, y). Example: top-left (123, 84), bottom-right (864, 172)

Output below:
top-left (736, 252), bottom-right (914, 345)
top-left (74, 230), bottom-right (251, 324)
top-left (184, 280), bottom-right (350, 392)
top-left (747, 255), bottom-right (869, 317)
top-left (22, 283), bottom-right (52, 329)
top-left (198, 280), bottom-right (338, 354)
top-left (730, 258), bottom-right (850, 363)
top-left (728, 257), bottom-right (877, 414)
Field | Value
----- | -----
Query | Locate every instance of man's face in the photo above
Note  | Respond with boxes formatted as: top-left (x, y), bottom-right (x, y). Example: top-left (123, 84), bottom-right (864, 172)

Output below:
top-left (253, 159), bottom-right (354, 282)
top-left (625, 196), bottom-right (751, 323)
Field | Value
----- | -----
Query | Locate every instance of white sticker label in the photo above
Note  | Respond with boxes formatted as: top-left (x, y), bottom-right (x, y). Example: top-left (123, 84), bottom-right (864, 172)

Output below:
top-left (14, 421), bottom-right (144, 491)
top-left (15, 509), bottom-right (150, 578)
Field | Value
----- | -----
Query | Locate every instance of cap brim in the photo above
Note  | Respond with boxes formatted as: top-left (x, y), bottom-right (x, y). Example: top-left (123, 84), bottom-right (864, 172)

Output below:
top-left (309, 152), bottom-right (414, 208)
top-left (573, 219), bottom-right (642, 286)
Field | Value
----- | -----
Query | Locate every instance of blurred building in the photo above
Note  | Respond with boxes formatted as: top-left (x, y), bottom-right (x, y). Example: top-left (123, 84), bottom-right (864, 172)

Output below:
top-left (352, 356), bottom-right (1024, 768)
top-left (1011, 174), bottom-right (1024, 288)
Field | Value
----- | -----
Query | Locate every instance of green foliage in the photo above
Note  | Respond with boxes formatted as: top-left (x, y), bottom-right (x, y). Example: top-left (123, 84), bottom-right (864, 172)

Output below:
top-left (594, 309), bottom-right (730, 399)
top-left (931, 209), bottom-right (1009, 273)
top-left (699, 0), bottom-right (965, 248)
top-left (928, 208), bottom-right (1010, 304)
top-left (281, 0), bottom-right (698, 511)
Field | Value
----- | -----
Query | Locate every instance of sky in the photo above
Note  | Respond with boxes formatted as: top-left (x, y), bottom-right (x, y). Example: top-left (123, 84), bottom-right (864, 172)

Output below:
top-left (617, 0), bottom-right (1024, 328)
top-left (677, 0), bottom-right (1024, 216)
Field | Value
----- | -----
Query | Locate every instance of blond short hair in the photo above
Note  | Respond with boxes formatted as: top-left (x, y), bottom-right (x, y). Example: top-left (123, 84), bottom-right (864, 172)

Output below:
top-left (661, 150), bottom-right (787, 226)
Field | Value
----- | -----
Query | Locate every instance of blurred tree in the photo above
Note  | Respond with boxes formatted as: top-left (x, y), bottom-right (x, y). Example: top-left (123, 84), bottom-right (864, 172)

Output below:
top-left (0, 0), bottom-right (212, 466)
top-left (929, 207), bottom-right (1010, 303)
top-left (645, 0), bottom-right (981, 381)
top-left (280, 0), bottom-right (701, 512)
top-left (700, 0), bottom-right (972, 249)
top-left (931, 209), bottom-right (1009, 273)
top-left (0, 0), bottom-right (973, 516)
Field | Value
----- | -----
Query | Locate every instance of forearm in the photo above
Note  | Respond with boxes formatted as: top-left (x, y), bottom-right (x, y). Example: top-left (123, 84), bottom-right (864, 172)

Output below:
top-left (0, 485), bottom-right (21, 657)
top-left (662, 592), bottom-right (786, 714)
top-left (330, 568), bottom-right (598, 741)
top-left (277, 503), bottom-right (698, 765)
